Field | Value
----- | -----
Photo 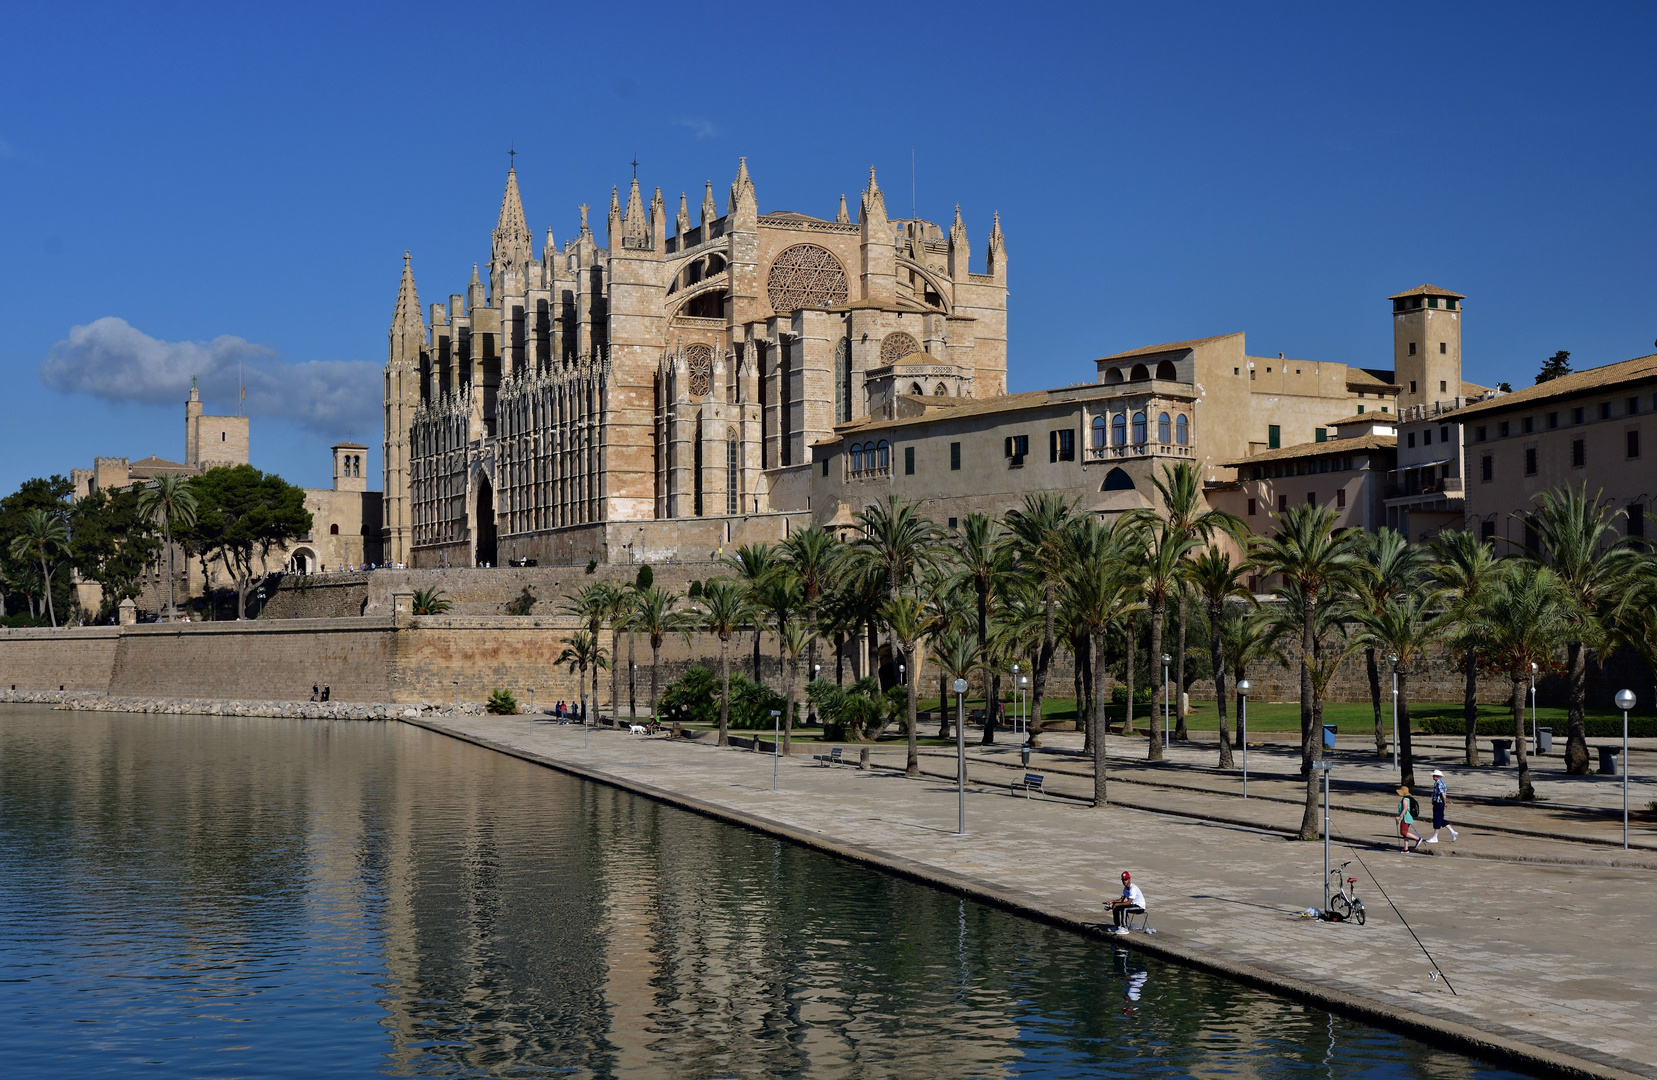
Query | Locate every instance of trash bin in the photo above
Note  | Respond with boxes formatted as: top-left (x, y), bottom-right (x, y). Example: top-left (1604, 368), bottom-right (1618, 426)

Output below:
top-left (1536, 727), bottom-right (1552, 755)
top-left (1492, 739), bottom-right (1512, 767)
top-left (1021, 742), bottom-right (1031, 767)
top-left (1598, 745), bottom-right (1621, 775)
top-left (1322, 724), bottom-right (1338, 750)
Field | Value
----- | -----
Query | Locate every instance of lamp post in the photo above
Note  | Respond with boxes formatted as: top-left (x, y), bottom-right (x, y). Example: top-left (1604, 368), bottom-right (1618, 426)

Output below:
top-left (1616, 689), bottom-right (1635, 849)
top-left (1019, 676), bottom-right (1029, 738)
top-left (954, 677), bottom-right (969, 835)
top-left (1531, 662), bottom-right (1539, 753)
top-left (899, 663), bottom-right (905, 686)
top-left (1161, 654), bottom-right (1172, 750)
top-left (770, 709), bottom-right (781, 791)
top-left (1389, 653), bottom-right (1399, 774)
top-left (1313, 759), bottom-right (1333, 910)
top-left (1237, 679), bottom-right (1251, 798)
top-left (811, 664), bottom-right (820, 726)
top-left (1012, 663), bottom-right (1020, 738)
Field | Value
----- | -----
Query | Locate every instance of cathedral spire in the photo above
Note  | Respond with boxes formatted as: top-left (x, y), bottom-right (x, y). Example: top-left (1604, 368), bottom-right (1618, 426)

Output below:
top-left (948, 206), bottom-right (970, 281)
top-left (676, 191), bottom-right (691, 237)
top-left (491, 166), bottom-right (533, 297)
top-left (836, 194), bottom-right (850, 224)
top-left (579, 202), bottom-right (592, 239)
top-left (700, 181), bottom-right (717, 227)
top-left (622, 176), bottom-right (648, 246)
top-left (607, 186), bottom-right (622, 248)
top-left (495, 167), bottom-right (529, 242)
top-left (860, 165), bottom-right (887, 224)
top-left (728, 156), bottom-right (755, 216)
top-left (392, 250), bottom-right (422, 333)
top-left (986, 211), bottom-right (1007, 283)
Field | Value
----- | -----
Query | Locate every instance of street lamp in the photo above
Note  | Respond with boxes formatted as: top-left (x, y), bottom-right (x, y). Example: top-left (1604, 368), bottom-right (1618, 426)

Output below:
top-left (1012, 663), bottom-right (1020, 737)
top-left (1019, 676), bottom-right (1029, 739)
top-left (1161, 654), bottom-right (1172, 749)
top-left (899, 663), bottom-right (906, 686)
top-left (1616, 689), bottom-right (1635, 849)
top-left (954, 677), bottom-right (969, 835)
top-left (1531, 662), bottom-right (1539, 754)
top-left (810, 664), bottom-right (820, 726)
top-left (770, 709), bottom-right (782, 791)
top-left (1389, 653), bottom-right (1400, 774)
top-left (1237, 679), bottom-right (1251, 798)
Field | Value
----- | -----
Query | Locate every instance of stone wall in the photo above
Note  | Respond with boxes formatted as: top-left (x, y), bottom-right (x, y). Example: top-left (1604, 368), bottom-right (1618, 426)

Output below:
top-left (107, 619), bottom-right (396, 702)
top-left (0, 626), bottom-right (120, 691)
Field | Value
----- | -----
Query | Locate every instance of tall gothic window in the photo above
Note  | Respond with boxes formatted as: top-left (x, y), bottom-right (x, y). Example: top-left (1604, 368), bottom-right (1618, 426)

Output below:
top-left (1132, 412), bottom-right (1148, 444)
top-left (1176, 413), bottom-right (1189, 446)
top-left (1092, 415), bottom-right (1107, 449)
top-left (851, 443), bottom-right (864, 471)
top-left (835, 338), bottom-right (852, 424)
top-left (726, 431), bottom-right (739, 515)
top-left (1112, 414), bottom-right (1126, 446)
top-left (1158, 412), bottom-right (1171, 444)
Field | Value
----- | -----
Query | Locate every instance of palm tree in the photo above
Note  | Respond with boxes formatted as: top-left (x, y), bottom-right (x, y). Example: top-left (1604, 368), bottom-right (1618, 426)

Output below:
top-left (881, 592), bottom-right (938, 777)
top-left (629, 586), bottom-right (688, 723)
top-left (1526, 485), bottom-right (1639, 774)
top-left (1352, 529), bottom-right (1431, 757)
top-left (952, 513), bottom-right (1014, 741)
top-left (135, 474), bottom-right (198, 623)
top-left (932, 627), bottom-right (981, 741)
top-left (555, 631), bottom-right (607, 715)
top-left (849, 496), bottom-right (947, 603)
top-left (1185, 545), bottom-right (1252, 769)
top-left (1219, 604), bottom-right (1285, 749)
top-left (9, 510), bottom-right (69, 628)
top-left (1475, 564), bottom-right (1574, 800)
top-left (775, 615), bottom-right (813, 755)
top-left (1250, 503), bottom-right (1361, 840)
top-left (1148, 462), bottom-right (1244, 741)
top-left (1059, 515), bottom-right (1136, 805)
top-left (1432, 529), bottom-right (1504, 766)
top-left (410, 587), bottom-right (452, 615)
top-left (781, 525), bottom-right (841, 714)
top-left (1001, 493), bottom-right (1075, 747)
top-left (598, 583), bottom-right (631, 719)
top-left (561, 582), bottom-right (617, 718)
top-left (1124, 512), bottom-right (1200, 761)
top-left (695, 579), bottom-right (752, 747)
top-left (1355, 589), bottom-right (1451, 788)
top-left (722, 542), bottom-right (781, 684)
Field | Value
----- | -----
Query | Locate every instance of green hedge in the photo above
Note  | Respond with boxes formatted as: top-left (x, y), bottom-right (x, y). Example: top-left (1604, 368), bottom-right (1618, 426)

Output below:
top-left (1413, 714), bottom-right (1657, 738)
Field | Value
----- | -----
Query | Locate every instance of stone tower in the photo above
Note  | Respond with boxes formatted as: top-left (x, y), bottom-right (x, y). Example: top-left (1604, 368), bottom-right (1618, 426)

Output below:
top-left (382, 251), bottom-right (425, 566)
top-left (333, 442), bottom-right (368, 493)
top-left (1391, 284), bottom-right (1463, 413)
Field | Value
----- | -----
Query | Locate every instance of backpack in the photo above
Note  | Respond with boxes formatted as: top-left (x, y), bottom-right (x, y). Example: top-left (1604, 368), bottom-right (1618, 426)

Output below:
top-left (1409, 796), bottom-right (1420, 819)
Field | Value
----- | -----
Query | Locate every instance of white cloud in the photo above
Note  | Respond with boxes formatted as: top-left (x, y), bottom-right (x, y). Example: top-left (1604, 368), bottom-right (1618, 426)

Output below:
top-left (673, 117), bottom-right (719, 139)
top-left (40, 317), bottom-right (381, 435)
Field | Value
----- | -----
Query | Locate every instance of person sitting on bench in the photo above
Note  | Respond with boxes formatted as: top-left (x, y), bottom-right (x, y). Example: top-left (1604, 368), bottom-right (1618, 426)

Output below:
top-left (1109, 871), bottom-right (1146, 934)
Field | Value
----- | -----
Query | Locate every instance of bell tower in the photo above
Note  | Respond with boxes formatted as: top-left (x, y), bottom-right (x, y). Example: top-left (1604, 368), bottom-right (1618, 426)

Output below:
top-left (1391, 284), bottom-right (1463, 413)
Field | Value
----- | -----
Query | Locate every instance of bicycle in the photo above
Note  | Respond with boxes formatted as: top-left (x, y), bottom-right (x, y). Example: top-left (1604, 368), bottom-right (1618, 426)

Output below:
top-left (1326, 861), bottom-right (1366, 925)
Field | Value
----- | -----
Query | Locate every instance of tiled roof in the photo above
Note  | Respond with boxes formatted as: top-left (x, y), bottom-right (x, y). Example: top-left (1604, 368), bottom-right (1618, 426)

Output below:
top-left (834, 390), bottom-right (1055, 434)
top-left (1453, 354), bottom-right (1657, 420)
top-left (1345, 368), bottom-right (1399, 389)
top-left (1219, 434), bottom-right (1396, 468)
top-left (1326, 412), bottom-right (1397, 426)
top-left (1388, 283), bottom-right (1467, 300)
top-left (1094, 333), bottom-right (1241, 363)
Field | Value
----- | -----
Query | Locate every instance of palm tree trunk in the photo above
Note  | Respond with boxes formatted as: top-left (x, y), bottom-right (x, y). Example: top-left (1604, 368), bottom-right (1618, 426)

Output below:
top-left (717, 636), bottom-right (731, 746)
top-left (39, 550), bottom-right (57, 628)
top-left (1565, 640), bottom-right (1589, 774)
top-left (904, 644), bottom-right (919, 777)
top-left (835, 631), bottom-right (845, 685)
top-left (1075, 640), bottom-right (1088, 753)
top-left (164, 522), bottom-right (175, 622)
top-left (806, 635), bottom-right (818, 725)
top-left (752, 627), bottom-right (761, 684)
top-left (1147, 604), bottom-right (1165, 761)
top-left (628, 631), bottom-right (637, 720)
top-left (1463, 649), bottom-right (1481, 767)
top-left (1367, 646), bottom-right (1384, 756)
top-left (1174, 594), bottom-right (1189, 741)
top-left (1090, 633), bottom-right (1108, 807)
top-left (649, 639), bottom-right (660, 722)
top-left (1124, 615), bottom-right (1136, 735)
top-left (981, 672), bottom-right (999, 745)
top-left (612, 627), bottom-right (622, 719)
top-left (1398, 669), bottom-right (1415, 788)
top-left (1212, 616), bottom-right (1233, 769)
top-left (1028, 587), bottom-right (1055, 748)
top-left (784, 653), bottom-right (797, 755)
top-left (937, 669), bottom-right (950, 739)
top-left (1513, 676), bottom-right (1535, 800)
top-left (1297, 603), bottom-right (1321, 841)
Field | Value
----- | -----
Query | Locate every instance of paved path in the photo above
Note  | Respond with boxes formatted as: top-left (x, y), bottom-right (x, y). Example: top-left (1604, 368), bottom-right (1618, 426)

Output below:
top-left (408, 714), bottom-right (1657, 1080)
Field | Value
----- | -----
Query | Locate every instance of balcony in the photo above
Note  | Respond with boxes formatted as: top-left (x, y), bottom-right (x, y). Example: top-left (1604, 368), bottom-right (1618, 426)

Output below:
top-left (1086, 443), bottom-right (1194, 461)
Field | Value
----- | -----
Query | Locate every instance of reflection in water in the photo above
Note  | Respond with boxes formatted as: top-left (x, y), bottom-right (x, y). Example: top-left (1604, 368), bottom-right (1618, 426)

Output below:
top-left (0, 709), bottom-right (1522, 1078)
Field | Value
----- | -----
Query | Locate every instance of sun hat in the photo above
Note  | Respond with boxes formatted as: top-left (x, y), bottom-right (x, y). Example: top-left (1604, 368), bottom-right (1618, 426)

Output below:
top-left (1396, 786), bottom-right (1410, 796)
top-left (1431, 769), bottom-right (1443, 777)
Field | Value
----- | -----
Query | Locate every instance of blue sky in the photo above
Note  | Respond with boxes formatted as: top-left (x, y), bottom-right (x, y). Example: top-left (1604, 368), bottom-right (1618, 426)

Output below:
top-left (2, 1), bottom-right (1653, 494)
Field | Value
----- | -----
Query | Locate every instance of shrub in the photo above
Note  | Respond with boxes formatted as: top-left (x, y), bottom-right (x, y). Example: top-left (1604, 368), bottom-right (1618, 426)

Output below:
top-left (808, 676), bottom-right (899, 741)
top-left (1111, 684), bottom-right (1153, 705)
top-left (486, 689), bottom-right (519, 715)
top-left (505, 586), bottom-right (536, 616)
top-left (411, 588), bottom-right (452, 615)
top-left (585, 557), bottom-right (598, 574)
top-left (1414, 714), bottom-right (1657, 739)
top-left (658, 667), bottom-right (785, 729)
top-left (0, 613), bottom-right (50, 629)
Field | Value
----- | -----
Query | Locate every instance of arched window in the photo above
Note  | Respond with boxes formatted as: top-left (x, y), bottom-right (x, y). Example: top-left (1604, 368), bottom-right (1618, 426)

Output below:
top-left (329, 523), bottom-right (340, 535)
top-left (1130, 363), bottom-right (1150, 381)
top-left (876, 440), bottom-right (890, 469)
top-left (850, 444), bottom-right (864, 471)
top-left (1092, 415), bottom-right (1108, 449)
top-left (1132, 412), bottom-right (1147, 444)
top-left (727, 431), bottom-right (739, 515)
top-left (835, 338), bottom-right (852, 424)
top-left (1175, 414), bottom-right (1189, 446)
top-left (1103, 366), bottom-right (1125, 384)
top-left (1112, 414), bottom-right (1127, 446)
top-left (1155, 360), bottom-right (1178, 381)
top-left (935, 383), bottom-right (948, 396)
top-left (1158, 412), bottom-right (1171, 443)
top-left (1102, 467), bottom-right (1135, 491)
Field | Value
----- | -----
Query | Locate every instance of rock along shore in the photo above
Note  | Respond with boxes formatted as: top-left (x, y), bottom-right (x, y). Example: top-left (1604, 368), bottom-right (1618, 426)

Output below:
top-left (0, 688), bottom-right (486, 720)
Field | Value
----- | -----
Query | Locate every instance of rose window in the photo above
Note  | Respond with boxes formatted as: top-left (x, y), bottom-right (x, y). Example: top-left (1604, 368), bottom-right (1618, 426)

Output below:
top-left (880, 332), bottom-right (921, 365)
top-left (686, 343), bottom-right (714, 398)
top-left (766, 244), bottom-right (848, 312)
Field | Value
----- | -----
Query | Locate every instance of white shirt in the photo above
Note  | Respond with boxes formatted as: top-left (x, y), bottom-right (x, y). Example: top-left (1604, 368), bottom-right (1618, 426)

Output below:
top-left (1121, 883), bottom-right (1146, 909)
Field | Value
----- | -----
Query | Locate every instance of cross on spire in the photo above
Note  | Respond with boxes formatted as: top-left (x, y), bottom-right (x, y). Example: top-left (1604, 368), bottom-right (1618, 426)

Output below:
top-left (630, 154), bottom-right (639, 179)
top-left (509, 144), bottom-right (516, 170)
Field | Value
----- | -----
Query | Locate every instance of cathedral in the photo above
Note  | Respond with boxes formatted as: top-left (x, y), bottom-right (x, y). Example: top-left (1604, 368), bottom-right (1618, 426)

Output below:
top-left (382, 159), bottom-right (1007, 568)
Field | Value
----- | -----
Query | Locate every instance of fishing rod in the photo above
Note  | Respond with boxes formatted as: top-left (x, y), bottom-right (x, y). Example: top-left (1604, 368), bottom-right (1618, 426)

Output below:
top-left (1332, 822), bottom-right (1457, 996)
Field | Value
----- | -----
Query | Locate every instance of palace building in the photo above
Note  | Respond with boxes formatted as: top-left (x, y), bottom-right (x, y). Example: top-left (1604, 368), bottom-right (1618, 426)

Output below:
top-left (383, 160), bottom-right (1008, 568)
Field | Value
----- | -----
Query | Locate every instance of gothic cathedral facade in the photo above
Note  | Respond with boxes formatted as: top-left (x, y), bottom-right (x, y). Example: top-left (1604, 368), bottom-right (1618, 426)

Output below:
top-left (382, 160), bottom-right (1007, 567)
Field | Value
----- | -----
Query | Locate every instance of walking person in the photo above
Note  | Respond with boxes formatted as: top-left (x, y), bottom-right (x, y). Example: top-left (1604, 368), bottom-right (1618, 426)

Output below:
top-left (1396, 785), bottom-right (1423, 853)
top-left (1425, 769), bottom-right (1459, 844)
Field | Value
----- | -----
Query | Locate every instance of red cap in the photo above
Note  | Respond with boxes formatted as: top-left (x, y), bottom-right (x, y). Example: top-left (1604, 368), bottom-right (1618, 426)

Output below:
top-left (1121, 871), bottom-right (1131, 880)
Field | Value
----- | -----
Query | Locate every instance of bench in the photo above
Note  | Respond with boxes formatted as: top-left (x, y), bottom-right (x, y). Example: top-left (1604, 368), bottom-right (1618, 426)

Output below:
top-left (1011, 772), bottom-right (1046, 799)
top-left (815, 747), bottom-right (851, 767)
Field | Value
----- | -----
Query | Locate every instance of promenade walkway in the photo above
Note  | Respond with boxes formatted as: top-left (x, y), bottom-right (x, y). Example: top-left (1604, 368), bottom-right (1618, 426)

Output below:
top-left (408, 713), bottom-right (1657, 1080)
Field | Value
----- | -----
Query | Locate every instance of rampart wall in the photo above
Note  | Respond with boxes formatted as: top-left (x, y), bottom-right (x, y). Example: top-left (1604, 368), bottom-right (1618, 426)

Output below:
top-left (0, 626), bottom-right (121, 691)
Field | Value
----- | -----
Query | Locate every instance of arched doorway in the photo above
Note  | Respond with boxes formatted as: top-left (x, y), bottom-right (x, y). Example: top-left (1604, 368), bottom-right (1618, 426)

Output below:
top-left (288, 547), bottom-right (317, 574)
top-left (473, 476), bottom-right (497, 567)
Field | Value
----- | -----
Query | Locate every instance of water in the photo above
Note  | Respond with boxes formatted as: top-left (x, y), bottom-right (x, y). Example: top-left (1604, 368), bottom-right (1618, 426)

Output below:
top-left (0, 708), bottom-right (1524, 1079)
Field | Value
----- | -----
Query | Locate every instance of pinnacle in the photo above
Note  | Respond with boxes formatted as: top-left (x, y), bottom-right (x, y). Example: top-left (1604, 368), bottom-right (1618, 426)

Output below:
top-left (836, 194), bottom-right (850, 224)
top-left (392, 252), bottom-right (421, 332)
top-left (495, 167), bottom-right (529, 239)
